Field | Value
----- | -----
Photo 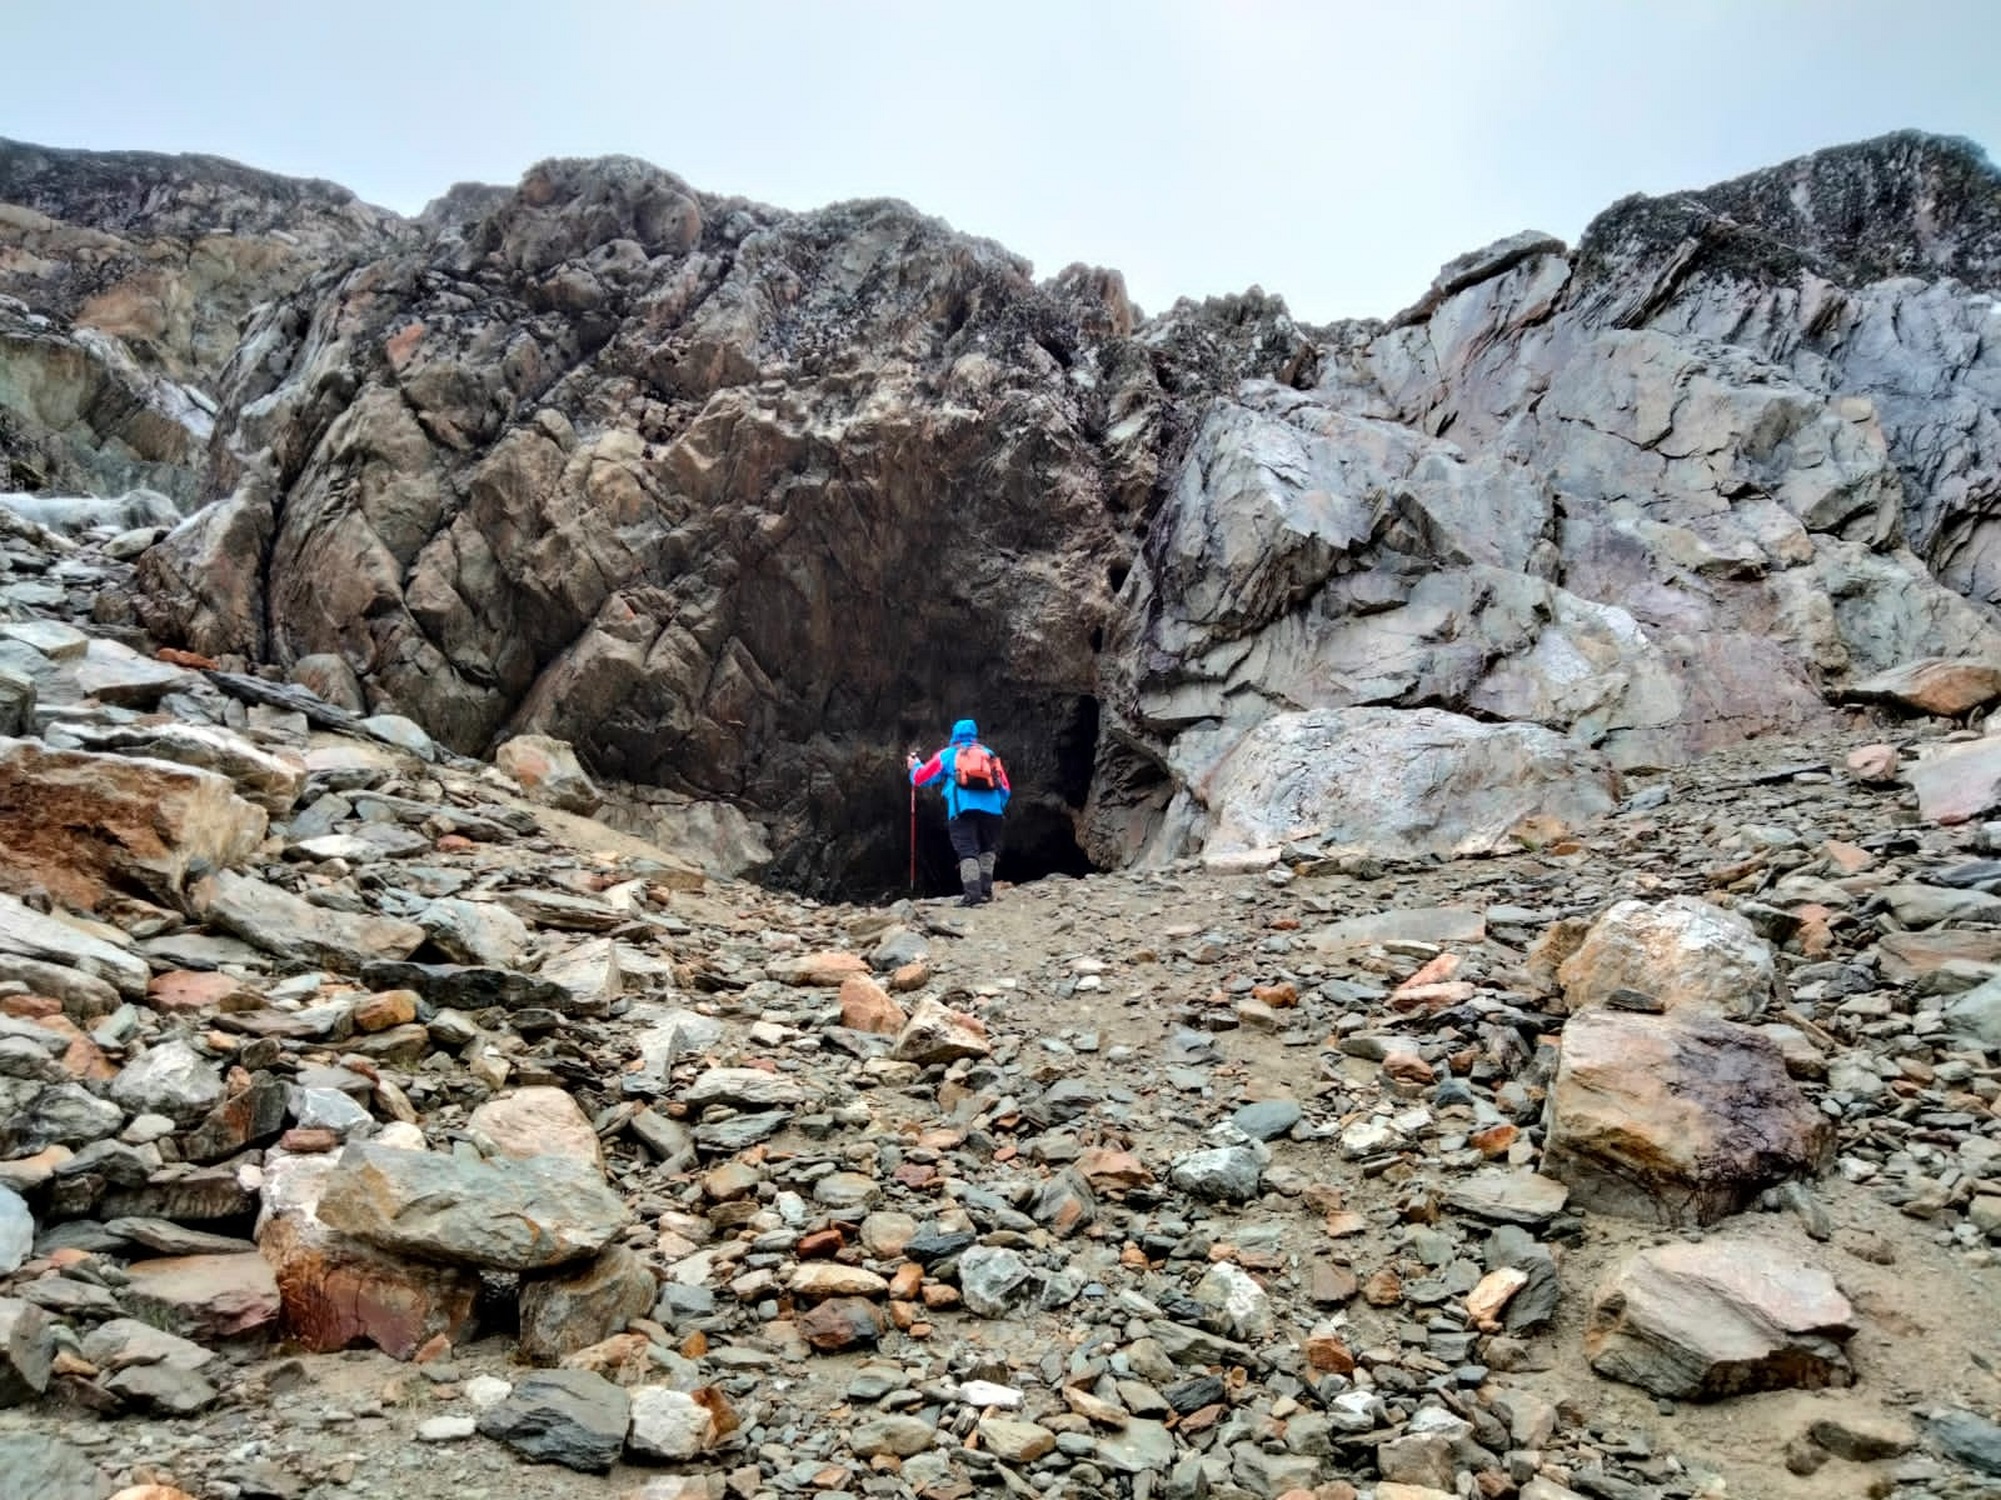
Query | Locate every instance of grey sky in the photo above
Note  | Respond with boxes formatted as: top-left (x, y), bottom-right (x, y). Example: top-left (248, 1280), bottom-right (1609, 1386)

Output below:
top-left (8, 1), bottom-right (1997, 323)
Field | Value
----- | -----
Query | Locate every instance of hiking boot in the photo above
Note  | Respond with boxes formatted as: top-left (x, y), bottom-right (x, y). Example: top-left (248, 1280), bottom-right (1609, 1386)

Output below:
top-left (980, 878), bottom-right (995, 902)
top-left (958, 893), bottom-right (984, 907)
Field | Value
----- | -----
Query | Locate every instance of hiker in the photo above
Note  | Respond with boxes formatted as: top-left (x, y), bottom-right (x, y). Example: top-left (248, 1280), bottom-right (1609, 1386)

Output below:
top-left (907, 718), bottom-right (1011, 906)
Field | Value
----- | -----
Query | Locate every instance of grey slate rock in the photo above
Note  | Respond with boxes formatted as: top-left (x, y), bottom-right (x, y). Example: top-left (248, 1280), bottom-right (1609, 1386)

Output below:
top-left (1230, 1099), bottom-right (1303, 1141)
top-left (0, 1433), bottom-right (102, 1500)
top-left (476, 1368), bottom-right (630, 1472)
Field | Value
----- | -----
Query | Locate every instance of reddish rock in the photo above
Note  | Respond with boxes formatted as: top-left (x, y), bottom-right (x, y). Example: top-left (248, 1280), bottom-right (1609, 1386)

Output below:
top-left (1363, 1269), bottom-right (1403, 1306)
top-left (121, 1253), bottom-right (280, 1341)
top-left (1076, 1147), bottom-right (1154, 1191)
top-left (1845, 745), bottom-right (1900, 784)
top-left (797, 1296), bottom-right (884, 1351)
top-left (1847, 659), bottom-right (2001, 718)
top-left (558, 1331), bottom-right (654, 1387)
top-left (278, 1127), bottom-right (341, 1153)
top-left (1543, 1008), bottom-right (1832, 1226)
top-left (795, 1227), bottom-right (846, 1259)
top-left (147, 971), bottom-right (256, 1014)
top-left (766, 951), bottom-right (869, 986)
top-left (838, 975), bottom-right (908, 1036)
top-left (1304, 1329), bottom-right (1355, 1373)
top-left (1468, 1123), bottom-right (1518, 1157)
top-left (888, 960), bottom-right (930, 992)
top-left (259, 1154), bottom-right (477, 1359)
top-left (351, 989), bottom-right (418, 1032)
top-left (0, 740), bottom-right (268, 912)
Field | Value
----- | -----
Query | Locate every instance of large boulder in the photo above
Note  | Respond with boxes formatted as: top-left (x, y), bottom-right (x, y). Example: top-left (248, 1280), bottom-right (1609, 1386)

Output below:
top-left (256, 1150), bottom-right (478, 1360)
top-left (46, 720), bottom-right (306, 814)
top-left (1557, 896), bottom-right (1776, 1018)
top-left (314, 1141), bottom-right (630, 1271)
top-left (1586, 1234), bottom-right (1856, 1399)
top-left (0, 738), bottom-right (267, 910)
top-left (1174, 706), bottom-right (1620, 863)
top-left (1542, 1008), bottom-right (1832, 1225)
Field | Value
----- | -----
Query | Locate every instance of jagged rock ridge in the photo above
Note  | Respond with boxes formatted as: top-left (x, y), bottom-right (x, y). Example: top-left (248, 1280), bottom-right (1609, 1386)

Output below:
top-left (1, 130), bottom-right (1998, 893)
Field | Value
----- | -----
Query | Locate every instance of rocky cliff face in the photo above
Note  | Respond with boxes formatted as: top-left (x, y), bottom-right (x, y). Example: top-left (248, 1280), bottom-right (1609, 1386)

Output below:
top-left (1093, 131), bottom-right (2001, 865)
top-left (3, 130), bottom-right (1998, 893)
top-left (0, 138), bottom-right (408, 500)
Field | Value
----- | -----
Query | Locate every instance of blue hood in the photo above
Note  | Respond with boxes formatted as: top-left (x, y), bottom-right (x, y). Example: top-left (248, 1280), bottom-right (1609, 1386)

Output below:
top-left (951, 718), bottom-right (978, 743)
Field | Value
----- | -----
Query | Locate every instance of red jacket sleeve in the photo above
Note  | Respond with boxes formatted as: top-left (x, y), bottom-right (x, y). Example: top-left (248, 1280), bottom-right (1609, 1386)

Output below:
top-left (911, 751), bottom-right (945, 787)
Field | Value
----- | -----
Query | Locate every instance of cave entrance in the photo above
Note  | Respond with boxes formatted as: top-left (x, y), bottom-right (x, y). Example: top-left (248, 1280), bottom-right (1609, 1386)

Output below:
top-left (830, 693), bottom-right (1103, 904)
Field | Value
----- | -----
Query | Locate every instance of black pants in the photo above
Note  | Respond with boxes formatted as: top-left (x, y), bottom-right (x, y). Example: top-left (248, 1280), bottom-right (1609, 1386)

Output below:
top-left (948, 811), bottom-right (1002, 900)
top-left (948, 811), bottom-right (1004, 861)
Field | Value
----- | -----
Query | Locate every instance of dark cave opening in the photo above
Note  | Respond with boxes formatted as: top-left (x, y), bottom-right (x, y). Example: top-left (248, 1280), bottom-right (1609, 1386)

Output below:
top-left (833, 694), bottom-right (1104, 904)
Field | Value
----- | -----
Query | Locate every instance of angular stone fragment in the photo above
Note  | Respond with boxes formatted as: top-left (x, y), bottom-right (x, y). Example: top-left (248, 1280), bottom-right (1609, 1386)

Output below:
top-left (1314, 905), bottom-right (1488, 953)
top-left (681, 1066), bottom-right (805, 1112)
top-left (891, 996), bottom-right (991, 1063)
top-left (476, 1368), bottom-right (630, 1472)
top-left (518, 1245), bottom-right (658, 1365)
top-left (120, 1252), bottom-right (281, 1341)
top-left (1168, 1145), bottom-right (1263, 1202)
top-left (1586, 1235), bottom-right (1855, 1398)
top-left (627, 1385), bottom-right (716, 1460)
top-left (1443, 1170), bottom-right (1570, 1226)
top-left (469, 1086), bottom-right (603, 1168)
top-left (765, 949), bottom-right (869, 986)
top-left (0, 891), bottom-right (151, 997)
top-left (0, 1297), bottom-right (53, 1405)
top-left (798, 1295), bottom-right (884, 1351)
top-left (418, 897), bottom-right (530, 967)
top-left (315, 1141), bottom-right (629, 1270)
top-left (1543, 1009), bottom-right (1832, 1226)
top-left (198, 870), bottom-right (425, 972)
top-left (1557, 895), bottom-right (1775, 1018)
top-left (0, 1189), bottom-right (30, 1276)
top-left (0, 737), bottom-right (266, 910)
top-left (109, 1038), bottom-right (224, 1124)
top-left (838, 974), bottom-right (908, 1034)
top-left (1908, 737), bottom-right (2001, 825)
top-left (496, 735), bottom-right (602, 814)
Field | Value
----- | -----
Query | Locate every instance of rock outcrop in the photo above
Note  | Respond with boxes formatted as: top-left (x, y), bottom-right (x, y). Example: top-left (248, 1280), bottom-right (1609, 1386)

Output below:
top-left (1, 130), bottom-right (1997, 902)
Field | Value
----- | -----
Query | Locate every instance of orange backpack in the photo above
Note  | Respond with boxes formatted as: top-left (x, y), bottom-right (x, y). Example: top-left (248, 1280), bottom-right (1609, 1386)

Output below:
top-left (954, 744), bottom-right (1003, 791)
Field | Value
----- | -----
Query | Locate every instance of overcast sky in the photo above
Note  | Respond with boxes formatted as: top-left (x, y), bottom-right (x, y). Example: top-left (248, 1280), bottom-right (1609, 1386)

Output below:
top-left (8, 0), bottom-right (1997, 323)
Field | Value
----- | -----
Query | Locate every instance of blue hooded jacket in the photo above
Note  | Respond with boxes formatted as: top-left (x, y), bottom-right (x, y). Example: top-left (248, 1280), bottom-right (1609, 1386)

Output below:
top-left (910, 718), bottom-right (1012, 819)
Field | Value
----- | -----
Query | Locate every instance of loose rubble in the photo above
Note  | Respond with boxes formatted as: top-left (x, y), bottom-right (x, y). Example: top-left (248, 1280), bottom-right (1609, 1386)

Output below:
top-left (0, 509), bottom-right (2000, 1500)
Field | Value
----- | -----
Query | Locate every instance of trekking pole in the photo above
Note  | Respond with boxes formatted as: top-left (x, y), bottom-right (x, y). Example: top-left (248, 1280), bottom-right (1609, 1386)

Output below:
top-left (907, 774), bottom-right (917, 891)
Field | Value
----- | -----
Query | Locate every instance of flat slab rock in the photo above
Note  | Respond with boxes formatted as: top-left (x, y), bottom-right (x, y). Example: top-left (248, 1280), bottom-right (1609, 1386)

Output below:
top-left (1586, 1233), bottom-right (1856, 1399)
top-left (315, 1141), bottom-right (630, 1271)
